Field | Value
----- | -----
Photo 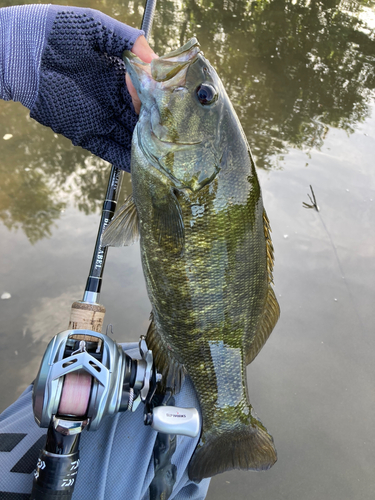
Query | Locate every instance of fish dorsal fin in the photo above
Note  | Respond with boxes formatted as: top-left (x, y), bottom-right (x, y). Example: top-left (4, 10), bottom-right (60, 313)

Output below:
top-left (245, 210), bottom-right (280, 365)
top-left (101, 194), bottom-right (139, 247)
top-left (153, 190), bottom-right (185, 256)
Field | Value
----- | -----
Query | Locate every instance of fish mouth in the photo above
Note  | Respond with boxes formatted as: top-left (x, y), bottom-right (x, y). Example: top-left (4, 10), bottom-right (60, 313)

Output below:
top-left (150, 38), bottom-right (201, 83)
top-left (123, 38), bottom-right (201, 92)
top-left (125, 38), bottom-right (205, 148)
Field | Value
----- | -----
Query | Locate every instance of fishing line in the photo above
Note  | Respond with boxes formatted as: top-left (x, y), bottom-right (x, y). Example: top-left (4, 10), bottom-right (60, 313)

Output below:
top-left (58, 370), bottom-right (92, 417)
top-left (304, 185), bottom-right (365, 333)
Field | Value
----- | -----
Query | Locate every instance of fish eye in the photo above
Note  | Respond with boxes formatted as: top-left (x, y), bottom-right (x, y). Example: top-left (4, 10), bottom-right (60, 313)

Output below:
top-left (196, 84), bottom-right (217, 105)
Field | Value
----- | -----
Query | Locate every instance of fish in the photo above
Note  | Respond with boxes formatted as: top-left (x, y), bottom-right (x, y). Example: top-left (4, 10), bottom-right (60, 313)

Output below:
top-left (102, 38), bottom-right (280, 482)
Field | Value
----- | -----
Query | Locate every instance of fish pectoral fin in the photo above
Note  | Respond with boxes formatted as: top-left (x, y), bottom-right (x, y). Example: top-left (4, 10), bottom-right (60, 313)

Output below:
top-left (146, 314), bottom-right (185, 395)
top-left (188, 411), bottom-right (277, 482)
top-left (153, 190), bottom-right (185, 256)
top-left (101, 194), bottom-right (139, 247)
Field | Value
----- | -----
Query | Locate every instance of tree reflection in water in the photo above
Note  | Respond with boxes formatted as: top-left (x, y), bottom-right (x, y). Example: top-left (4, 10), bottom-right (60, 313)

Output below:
top-left (0, 0), bottom-right (374, 241)
top-left (0, 101), bottom-right (111, 244)
top-left (151, 0), bottom-right (375, 167)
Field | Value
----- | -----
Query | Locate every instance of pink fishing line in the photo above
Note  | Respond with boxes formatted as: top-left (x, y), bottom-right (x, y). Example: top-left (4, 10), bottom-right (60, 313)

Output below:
top-left (58, 371), bottom-right (92, 416)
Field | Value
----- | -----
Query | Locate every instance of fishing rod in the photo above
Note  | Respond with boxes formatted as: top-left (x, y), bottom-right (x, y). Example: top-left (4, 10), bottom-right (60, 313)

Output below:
top-left (76, 0), bottom-right (158, 323)
top-left (30, 2), bottom-right (199, 499)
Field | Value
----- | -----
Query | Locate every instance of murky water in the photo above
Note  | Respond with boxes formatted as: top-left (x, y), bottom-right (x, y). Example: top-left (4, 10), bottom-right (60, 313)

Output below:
top-left (0, 0), bottom-right (374, 498)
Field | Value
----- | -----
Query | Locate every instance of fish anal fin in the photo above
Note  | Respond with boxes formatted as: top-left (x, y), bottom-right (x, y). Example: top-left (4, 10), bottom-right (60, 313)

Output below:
top-left (101, 194), bottom-right (139, 247)
top-left (245, 209), bottom-right (280, 365)
top-left (263, 209), bottom-right (275, 284)
top-left (246, 286), bottom-right (280, 365)
top-left (146, 314), bottom-right (185, 395)
top-left (188, 412), bottom-right (277, 482)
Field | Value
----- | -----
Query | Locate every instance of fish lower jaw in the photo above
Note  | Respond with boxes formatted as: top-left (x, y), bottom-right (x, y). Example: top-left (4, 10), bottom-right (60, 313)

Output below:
top-left (155, 136), bottom-right (202, 147)
top-left (155, 164), bottom-right (220, 193)
top-left (149, 125), bottom-right (202, 148)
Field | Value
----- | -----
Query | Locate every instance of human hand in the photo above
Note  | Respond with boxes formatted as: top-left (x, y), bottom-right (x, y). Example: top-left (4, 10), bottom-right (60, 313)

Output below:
top-left (27, 5), bottom-right (149, 171)
top-left (126, 36), bottom-right (158, 114)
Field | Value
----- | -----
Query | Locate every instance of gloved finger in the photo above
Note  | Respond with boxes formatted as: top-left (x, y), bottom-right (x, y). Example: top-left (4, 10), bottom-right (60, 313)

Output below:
top-left (31, 44), bottom-right (138, 162)
top-left (28, 5), bottom-right (142, 165)
top-left (47, 5), bottom-right (144, 59)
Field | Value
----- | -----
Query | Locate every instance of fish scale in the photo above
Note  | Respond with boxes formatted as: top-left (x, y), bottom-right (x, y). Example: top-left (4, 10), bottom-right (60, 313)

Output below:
top-left (103, 37), bottom-right (280, 482)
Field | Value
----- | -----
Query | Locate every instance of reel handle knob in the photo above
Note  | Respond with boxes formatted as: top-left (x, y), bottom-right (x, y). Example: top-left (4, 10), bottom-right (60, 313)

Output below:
top-left (149, 406), bottom-right (200, 438)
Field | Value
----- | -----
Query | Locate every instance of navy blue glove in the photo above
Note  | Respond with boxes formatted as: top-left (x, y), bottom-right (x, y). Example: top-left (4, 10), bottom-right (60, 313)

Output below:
top-left (0, 5), bottom-right (144, 171)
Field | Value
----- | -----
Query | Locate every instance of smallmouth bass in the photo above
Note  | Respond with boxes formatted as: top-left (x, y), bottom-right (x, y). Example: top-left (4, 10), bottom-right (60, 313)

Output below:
top-left (103, 38), bottom-right (280, 482)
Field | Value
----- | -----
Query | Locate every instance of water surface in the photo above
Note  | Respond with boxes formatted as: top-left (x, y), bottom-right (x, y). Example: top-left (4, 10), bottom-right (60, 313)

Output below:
top-left (0, 0), bottom-right (374, 499)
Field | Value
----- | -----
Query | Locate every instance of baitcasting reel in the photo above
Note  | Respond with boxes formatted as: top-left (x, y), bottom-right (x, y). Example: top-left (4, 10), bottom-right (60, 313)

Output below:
top-left (33, 329), bottom-right (199, 435)
top-left (31, 329), bottom-right (199, 499)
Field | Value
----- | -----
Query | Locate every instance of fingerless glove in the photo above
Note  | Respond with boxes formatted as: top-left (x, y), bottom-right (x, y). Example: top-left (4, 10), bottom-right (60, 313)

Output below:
top-left (0, 5), bottom-right (144, 171)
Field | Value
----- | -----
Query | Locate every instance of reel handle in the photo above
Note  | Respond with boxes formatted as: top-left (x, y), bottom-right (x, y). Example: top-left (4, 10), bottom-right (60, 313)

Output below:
top-left (149, 406), bottom-right (200, 438)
